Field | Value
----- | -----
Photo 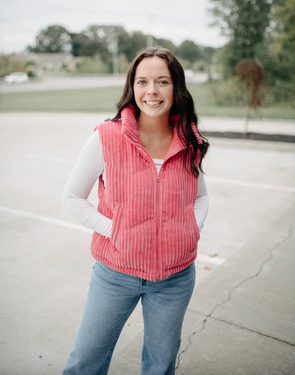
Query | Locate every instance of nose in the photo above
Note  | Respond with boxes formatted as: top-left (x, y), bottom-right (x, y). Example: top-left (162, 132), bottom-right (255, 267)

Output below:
top-left (147, 83), bottom-right (158, 96)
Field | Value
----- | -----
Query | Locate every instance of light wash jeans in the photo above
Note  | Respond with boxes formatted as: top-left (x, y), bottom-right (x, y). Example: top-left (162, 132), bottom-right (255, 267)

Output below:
top-left (62, 261), bottom-right (196, 375)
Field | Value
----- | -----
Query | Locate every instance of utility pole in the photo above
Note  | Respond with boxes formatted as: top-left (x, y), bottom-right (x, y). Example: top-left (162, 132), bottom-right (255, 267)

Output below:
top-left (147, 13), bottom-right (155, 48)
top-left (110, 39), bottom-right (119, 76)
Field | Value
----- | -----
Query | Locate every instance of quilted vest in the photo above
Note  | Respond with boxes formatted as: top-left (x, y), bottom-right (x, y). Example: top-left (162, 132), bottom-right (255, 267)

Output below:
top-left (91, 105), bottom-right (202, 281)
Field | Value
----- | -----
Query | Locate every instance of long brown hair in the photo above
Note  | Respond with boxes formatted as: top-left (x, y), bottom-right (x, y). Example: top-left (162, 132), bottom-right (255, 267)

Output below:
top-left (112, 47), bottom-right (209, 177)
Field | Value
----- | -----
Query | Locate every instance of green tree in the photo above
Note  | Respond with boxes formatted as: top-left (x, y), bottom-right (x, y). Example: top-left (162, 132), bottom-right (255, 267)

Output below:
top-left (122, 31), bottom-right (147, 61)
top-left (71, 29), bottom-right (109, 58)
top-left (28, 25), bottom-right (71, 53)
top-left (201, 46), bottom-right (216, 63)
top-left (72, 25), bottom-right (135, 63)
top-left (254, 0), bottom-right (295, 105)
top-left (210, 0), bottom-right (272, 76)
top-left (153, 38), bottom-right (177, 55)
top-left (89, 25), bottom-right (130, 58)
top-left (271, 0), bottom-right (295, 81)
top-left (178, 40), bottom-right (203, 62)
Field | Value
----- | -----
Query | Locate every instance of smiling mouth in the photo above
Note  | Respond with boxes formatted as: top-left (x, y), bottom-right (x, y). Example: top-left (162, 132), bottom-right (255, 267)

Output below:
top-left (145, 101), bottom-right (163, 106)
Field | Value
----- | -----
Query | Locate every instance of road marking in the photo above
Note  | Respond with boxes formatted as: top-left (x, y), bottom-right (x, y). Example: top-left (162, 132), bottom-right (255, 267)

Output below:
top-left (197, 253), bottom-right (225, 265)
top-left (25, 154), bottom-right (75, 164)
top-left (0, 206), bottom-right (92, 233)
top-left (206, 177), bottom-right (295, 193)
top-left (0, 206), bottom-right (226, 265)
top-left (0, 206), bottom-right (227, 265)
top-left (22, 155), bottom-right (295, 194)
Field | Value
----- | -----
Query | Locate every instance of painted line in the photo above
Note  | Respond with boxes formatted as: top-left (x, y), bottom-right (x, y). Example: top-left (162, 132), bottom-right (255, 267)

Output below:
top-left (25, 154), bottom-right (75, 164)
top-left (0, 206), bottom-right (227, 265)
top-left (0, 206), bottom-right (92, 233)
top-left (206, 176), bottom-right (295, 193)
top-left (197, 253), bottom-right (225, 265)
top-left (22, 155), bottom-right (295, 194)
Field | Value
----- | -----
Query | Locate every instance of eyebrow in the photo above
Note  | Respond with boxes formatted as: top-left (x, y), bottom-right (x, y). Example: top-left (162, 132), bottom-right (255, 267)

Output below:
top-left (135, 75), bottom-right (172, 79)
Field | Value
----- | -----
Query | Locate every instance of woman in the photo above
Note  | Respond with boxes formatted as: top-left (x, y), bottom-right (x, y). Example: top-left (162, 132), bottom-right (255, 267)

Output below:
top-left (62, 47), bottom-right (209, 375)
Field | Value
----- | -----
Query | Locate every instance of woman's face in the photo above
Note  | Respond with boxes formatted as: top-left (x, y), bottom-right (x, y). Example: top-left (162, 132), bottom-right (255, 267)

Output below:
top-left (133, 56), bottom-right (174, 121)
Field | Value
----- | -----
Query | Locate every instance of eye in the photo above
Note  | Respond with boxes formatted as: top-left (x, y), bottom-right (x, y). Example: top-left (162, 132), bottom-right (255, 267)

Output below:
top-left (137, 80), bottom-right (146, 85)
top-left (159, 80), bottom-right (169, 85)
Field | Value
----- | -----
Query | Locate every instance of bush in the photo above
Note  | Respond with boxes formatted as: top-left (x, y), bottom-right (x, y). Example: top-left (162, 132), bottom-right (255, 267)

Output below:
top-left (191, 60), bottom-right (208, 72)
top-left (262, 80), bottom-right (295, 108)
top-left (118, 54), bottom-right (130, 73)
top-left (75, 54), bottom-right (110, 74)
top-left (209, 79), bottom-right (248, 107)
top-left (26, 70), bottom-right (36, 77)
top-left (209, 78), bottom-right (295, 109)
top-left (176, 58), bottom-right (192, 70)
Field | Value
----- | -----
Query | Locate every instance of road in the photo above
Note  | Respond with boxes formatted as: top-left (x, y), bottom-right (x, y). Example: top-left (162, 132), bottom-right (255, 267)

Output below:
top-left (0, 75), bottom-right (127, 93)
top-left (0, 112), bottom-right (295, 374)
top-left (0, 72), bottom-right (215, 93)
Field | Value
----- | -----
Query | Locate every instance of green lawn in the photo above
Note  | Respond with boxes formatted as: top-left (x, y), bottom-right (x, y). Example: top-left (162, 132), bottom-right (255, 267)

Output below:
top-left (0, 86), bottom-right (124, 112)
top-left (1, 83), bottom-right (294, 119)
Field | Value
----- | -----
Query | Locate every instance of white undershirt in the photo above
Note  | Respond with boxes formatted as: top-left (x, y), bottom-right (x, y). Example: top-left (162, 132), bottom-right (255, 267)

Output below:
top-left (62, 130), bottom-right (209, 238)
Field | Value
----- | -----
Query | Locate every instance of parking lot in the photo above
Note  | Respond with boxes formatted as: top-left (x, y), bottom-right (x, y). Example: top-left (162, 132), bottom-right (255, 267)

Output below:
top-left (1, 112), bottom-right (295, 374)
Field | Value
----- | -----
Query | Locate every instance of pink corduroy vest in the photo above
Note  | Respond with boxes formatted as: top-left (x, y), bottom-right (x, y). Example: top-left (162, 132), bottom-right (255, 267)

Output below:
top-left (91, 105), bottom-right (202, 281)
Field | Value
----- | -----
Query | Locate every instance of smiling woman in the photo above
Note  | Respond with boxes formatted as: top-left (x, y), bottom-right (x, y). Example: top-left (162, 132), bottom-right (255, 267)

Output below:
top-left (134, 57), bottom-right (174, 118)
top-left (62, 47), bottom-right (210, 375)
top-left (133, 56), bottom-right (174, 158)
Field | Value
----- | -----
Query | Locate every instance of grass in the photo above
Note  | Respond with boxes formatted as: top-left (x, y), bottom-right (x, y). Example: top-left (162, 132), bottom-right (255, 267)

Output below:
top-left (0, 86), bottom-right (124, 112)
top-left (1, 82), bottom-right (295, 119)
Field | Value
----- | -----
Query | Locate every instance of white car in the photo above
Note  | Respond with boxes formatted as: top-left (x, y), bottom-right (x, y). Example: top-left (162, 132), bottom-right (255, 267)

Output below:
top-left (3, 72), bottom-right (29, 84)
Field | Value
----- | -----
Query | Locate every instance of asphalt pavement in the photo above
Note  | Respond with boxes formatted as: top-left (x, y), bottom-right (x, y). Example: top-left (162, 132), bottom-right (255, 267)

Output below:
top-left (0, 72), bottom-right (217, 93)
top-left (0, 112), bottom-right (294, 374)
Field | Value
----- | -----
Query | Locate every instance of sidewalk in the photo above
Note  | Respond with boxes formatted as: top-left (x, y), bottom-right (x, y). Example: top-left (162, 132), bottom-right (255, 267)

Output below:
top-left (0, 112), bottom-right (294, 374)
top-left (199, 116), bottom-right (295, 136)
top-left (105, 205), bottom-right (295, 375)
top-left (177, 204), bottom-right (295, 374)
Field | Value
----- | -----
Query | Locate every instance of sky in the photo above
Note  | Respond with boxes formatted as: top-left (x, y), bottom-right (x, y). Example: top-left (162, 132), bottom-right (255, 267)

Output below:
top-left (0, 0), bottom-right (227, 54)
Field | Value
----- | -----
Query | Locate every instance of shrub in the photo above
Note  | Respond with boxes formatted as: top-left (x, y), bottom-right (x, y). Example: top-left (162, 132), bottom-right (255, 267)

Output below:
top-left (210, 78), bottom-right (295, 108)
top-left (75, 54), bottom-right (110, 74)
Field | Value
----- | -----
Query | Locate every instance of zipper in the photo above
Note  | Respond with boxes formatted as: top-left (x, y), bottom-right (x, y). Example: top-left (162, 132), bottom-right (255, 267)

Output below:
top-left (155, 173), bottom-right (162, 280)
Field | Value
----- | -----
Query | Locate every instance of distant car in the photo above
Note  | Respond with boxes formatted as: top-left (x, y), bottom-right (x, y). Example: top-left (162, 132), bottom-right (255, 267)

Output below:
top-left (3, 72), bottom-right (29, 84)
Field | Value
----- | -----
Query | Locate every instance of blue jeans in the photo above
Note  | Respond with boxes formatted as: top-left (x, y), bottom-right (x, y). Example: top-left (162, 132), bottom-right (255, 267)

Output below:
top-left (62, 261), bottom-right (196, 375)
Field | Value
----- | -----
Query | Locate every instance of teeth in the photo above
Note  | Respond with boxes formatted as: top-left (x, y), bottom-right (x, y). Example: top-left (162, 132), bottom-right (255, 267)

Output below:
top-left (145, 101), bottom-right (162, 105)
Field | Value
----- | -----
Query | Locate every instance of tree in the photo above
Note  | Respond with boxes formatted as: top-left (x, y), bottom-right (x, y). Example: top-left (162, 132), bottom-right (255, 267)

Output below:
top-left (201, 46), bottom-right (216, 63)
top-left (88, 25), bottom-right (130, 58)
top-left (210, 0), bottom-right (272, 75)
top-left (72, 25), bottom-right (135, 63)
top-left (253, 0), bottom-right (295, 105)
top-left (122, 31), bottom-right (147, 61)
top-left (271, 0), bottom-right (295, 82)
top-left (28, 25), bottom-right (71, 53)
top-left (71, 29), bottom-right (109, 58)
top-left (153, 38), bottom-right (177, 55)
top-left (178, 40), bottom-right (203, 62)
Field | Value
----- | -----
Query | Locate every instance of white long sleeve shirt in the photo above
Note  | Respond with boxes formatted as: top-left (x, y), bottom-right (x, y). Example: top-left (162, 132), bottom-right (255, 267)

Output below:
top-left (62, 130), bottom-right (209, 238)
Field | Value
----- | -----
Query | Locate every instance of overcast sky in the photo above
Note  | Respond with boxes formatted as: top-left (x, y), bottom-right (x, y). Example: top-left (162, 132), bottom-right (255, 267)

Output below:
top-left (0, 0), bottom-right (227, 54)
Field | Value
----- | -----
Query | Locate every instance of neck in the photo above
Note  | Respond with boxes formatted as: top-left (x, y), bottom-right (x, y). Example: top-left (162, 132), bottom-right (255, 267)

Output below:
top-left (136, 112), bottom-right (171, 136)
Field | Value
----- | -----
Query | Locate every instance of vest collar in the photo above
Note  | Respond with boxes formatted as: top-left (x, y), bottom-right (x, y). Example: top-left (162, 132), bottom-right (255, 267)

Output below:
top-left (120, 105), bottom-right (200, 163)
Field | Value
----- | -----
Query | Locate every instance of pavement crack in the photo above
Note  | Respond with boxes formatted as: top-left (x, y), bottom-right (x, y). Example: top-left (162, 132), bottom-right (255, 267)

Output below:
top-left (206, 229), bottom-right (293, 319)
top-left (209, 315), bottom-right (295, 347)
top-left (175, 331), bottom-right (194, 370)
top-left (176, 230), bottom-right (293, 370)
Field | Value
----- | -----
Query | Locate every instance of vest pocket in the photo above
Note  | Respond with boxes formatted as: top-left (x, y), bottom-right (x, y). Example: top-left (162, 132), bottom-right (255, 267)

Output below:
top-left (193, 219), bottom-right (200, 242)
top-left (189, 205), bottom-right (200, 243)
top-left (110, 205), bottom-right (125, 248)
